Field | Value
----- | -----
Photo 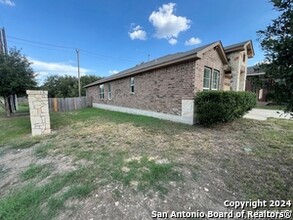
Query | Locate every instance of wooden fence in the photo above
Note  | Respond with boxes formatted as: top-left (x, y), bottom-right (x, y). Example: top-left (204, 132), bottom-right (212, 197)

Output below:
top-left (48, 96), bottom-right (90, 112)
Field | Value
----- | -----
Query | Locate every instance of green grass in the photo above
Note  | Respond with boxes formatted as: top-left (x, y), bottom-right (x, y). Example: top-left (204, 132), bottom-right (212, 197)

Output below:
top-left (34, 142), bottom-right (55, 157)
top-left (0, 168), bottom-right (94, 220)
top-left (20, 164), bottom-right (52, 181)
top-left (50, 107), bottom-right (190, 134)
top-left (17, 103), bottom-right (29, 112)
top-left (0, 164), bottom-right (10, 180)
top-left (0, 115), bottom-right (31, 146)
top-left (255, 103), bottom-right (286, 110)
top-left (0, 103), bottom-right (33, 148)
top-left (74, 148), bottom-right (182, 195)
top-left (111, 156), bottom-right (182, 194)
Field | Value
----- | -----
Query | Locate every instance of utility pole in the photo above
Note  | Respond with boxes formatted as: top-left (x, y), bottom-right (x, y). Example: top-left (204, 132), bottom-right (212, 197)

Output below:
top-left (0, 28), bottom-right (8, 54)
top-left (76, 49), bottom-right (81, 98)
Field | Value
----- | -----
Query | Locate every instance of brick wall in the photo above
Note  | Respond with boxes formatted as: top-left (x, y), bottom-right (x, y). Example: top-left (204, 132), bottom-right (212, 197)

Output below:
top-left (194, 47), bottom-right (226, 92)
top-left (87, 60), bottom-right (196, 116)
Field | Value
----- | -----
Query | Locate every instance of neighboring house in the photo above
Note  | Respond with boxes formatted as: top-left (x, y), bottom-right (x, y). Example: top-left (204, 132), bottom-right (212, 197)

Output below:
top-left (85, 40), bottom-right (254, 124)
top-left (245, 66), bottom-right (267, 101)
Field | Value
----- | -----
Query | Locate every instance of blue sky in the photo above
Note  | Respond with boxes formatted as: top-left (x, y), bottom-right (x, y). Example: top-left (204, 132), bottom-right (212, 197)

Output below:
top-left (0, 0), bottom-right (278, 85)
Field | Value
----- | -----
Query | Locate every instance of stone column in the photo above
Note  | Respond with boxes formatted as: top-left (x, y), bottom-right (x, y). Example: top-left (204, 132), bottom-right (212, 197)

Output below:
top-left (26, 90), bottom-right (51, 136)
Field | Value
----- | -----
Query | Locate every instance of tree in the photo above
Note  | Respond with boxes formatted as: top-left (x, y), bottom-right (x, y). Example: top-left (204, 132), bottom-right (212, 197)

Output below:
top-left (41, 75), bottom-right (101, 98)
top-left (0, 48), bottom-right (37, 117)
top-left (257, 0), bottom-right (293, 111)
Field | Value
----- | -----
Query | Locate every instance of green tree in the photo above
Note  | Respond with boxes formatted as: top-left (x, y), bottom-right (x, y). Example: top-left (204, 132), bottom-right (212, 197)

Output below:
top-left (0, 48), bottom-right (37, 117)
top-left (257, 0), bottom-right (293, 111)
top-left (42, 75), bottom-right (101, 98)
top-left (80, 75), bottom-right (101, 96)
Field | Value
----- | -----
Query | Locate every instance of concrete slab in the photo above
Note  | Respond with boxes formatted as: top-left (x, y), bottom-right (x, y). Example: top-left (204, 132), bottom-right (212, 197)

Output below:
top-left (244, 109), bottom-right (292, 121)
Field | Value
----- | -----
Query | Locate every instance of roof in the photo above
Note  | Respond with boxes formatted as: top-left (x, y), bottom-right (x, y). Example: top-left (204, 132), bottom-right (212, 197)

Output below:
top-left (224, 40), bottom-right (254, 58)
top-left (85, 40), bottom-right (254, 88)
top-left (247, 66), bottom-right (266, 76)
top-left (85, 41), bottom-right (227, 88)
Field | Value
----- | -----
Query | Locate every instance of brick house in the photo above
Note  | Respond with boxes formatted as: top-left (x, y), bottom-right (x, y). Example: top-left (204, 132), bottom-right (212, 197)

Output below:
top-left (85, 40), bottom-right (254, 124)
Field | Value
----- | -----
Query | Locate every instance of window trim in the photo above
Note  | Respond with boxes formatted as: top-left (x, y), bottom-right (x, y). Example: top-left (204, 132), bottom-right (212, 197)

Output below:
top-left (108, 84), bottom-right (112, 100)
top-left (203, 66), bottom-right (220, 91)
top-left (211, 69), bottom-right (220, 90)
top-left (203, 67), bottom-right (212, 91)
top-left (130, 77), bottom-right (135, 94)
top-left (99, 84), bottom-right (104, 100)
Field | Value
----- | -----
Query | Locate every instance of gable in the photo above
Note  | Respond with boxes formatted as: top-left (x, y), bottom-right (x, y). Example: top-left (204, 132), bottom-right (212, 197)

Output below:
top-left (224, 40), bottom-right (254, 58)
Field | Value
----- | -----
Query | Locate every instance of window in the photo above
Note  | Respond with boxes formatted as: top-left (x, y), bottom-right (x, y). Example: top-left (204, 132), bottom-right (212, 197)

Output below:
top-left (211, 70), bottom-right (219, 90)
top-left (99, 84), bottom-right (104, 99)
top-left (203, 67), bottom-right (211, 91)
top-left (203, 67), bottom-right (220, 91)
top-left (130, 77), bottom-right (134, 93)
top-left (108, 84), bottom-right (112, 100)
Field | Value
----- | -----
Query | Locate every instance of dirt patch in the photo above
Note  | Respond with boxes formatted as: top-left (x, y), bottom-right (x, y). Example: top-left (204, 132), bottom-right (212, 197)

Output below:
top-left (0, 147), bottom-right (35, 196)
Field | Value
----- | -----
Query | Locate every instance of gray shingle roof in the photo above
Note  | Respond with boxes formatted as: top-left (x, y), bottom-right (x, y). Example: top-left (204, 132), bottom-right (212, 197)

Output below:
top-left (224, 40), bottom-right (252, 52)
top-left (85, 41), bottom-right (219, 87)
top-left (247, 66), bottom-right (265, 76)
top-left (85, 40), bottom-right (253, 88)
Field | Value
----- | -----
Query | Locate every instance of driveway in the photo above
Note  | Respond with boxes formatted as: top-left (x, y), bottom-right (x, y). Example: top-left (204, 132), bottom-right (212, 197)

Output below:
top-left (244, 108), bottom-right (292, 121)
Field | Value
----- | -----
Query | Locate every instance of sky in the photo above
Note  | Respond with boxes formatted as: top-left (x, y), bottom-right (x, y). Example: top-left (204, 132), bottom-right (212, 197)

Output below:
top-left (0, 0), bottom-right (279, 85)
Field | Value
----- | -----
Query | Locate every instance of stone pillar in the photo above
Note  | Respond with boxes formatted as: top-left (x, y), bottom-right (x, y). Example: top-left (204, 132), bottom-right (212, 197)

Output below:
top-left (26, 90), bottom-right (51, 136)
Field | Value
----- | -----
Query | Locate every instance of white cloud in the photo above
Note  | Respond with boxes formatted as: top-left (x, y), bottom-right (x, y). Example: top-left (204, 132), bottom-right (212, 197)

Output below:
top-left (0, 0), bottom-right (15, 6)
top-left (30, 59), bottom-right (91, 85)
top-left (149, 3), bottom-right (191, 44)
top-left (129, 25), bottom-right (147, 40)
top-left (168, 38), bottom-right (177, 45)
top-left (185, 37), bottom-right (201, 46)
top-left (133, 25), bottom-right (142, 31)
top-left (109, 70), bottom-right (119, 75)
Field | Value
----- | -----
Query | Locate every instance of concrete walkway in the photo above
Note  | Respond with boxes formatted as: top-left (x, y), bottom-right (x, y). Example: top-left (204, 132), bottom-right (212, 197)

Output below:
top-left (244, 108), bottom-right (292, 121)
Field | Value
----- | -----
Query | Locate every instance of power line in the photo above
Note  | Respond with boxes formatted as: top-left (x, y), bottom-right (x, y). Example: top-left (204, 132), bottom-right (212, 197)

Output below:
top-left (7, 35), bottom-right (74, 50)
top-left (7, 39), bottom-right (74, 53)
top-left (7, 35), bottom-right (140, 63)
top-left (81, 50), bottom-right (137, 63)
top-left (33, 69), bottom-right (81, 73)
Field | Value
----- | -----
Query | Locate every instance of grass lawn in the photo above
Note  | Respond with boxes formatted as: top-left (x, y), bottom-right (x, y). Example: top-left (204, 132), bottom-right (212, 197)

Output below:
top-left (255, 102), bottom-right (287, 110)
top-left (0, 107), bottom-right (292, 219)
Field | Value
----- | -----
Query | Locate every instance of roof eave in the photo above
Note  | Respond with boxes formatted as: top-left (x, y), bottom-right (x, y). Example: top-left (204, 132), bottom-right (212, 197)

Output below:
top-left (225, 40), bottom-right (255, 58)
top-left (247, 72), bottom-right (265, 76)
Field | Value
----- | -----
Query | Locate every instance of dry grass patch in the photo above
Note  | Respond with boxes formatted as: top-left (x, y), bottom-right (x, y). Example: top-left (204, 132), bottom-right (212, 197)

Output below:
top-left (0, 108), bottom-right (292, 219)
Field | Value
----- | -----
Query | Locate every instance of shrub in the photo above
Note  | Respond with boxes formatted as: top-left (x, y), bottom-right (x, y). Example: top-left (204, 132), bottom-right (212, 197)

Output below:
top-left (195, 91), bottom-right (256, 126)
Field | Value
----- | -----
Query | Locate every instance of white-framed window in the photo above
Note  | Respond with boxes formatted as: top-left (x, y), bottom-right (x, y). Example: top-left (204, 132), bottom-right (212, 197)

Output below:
top-left (203, 67), bottom-right (220, 91)
top-left (211, 70), bottom-right (219, 90)
top-left (99, 84), bottom-right (104, 99)
top-left (108, 84), bottom-right (112, 100)
top-left (203, 67), bottom-right (211, 91)
top-left (130, 77), bottom-right (134, 93)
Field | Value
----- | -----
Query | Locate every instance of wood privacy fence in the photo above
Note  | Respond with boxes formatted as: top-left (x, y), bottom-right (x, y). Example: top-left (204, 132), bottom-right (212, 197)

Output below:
top-left (48, 96), bottom-right (90, 112)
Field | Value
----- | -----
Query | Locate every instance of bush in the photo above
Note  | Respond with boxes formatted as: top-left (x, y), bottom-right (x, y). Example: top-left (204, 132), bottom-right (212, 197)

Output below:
top-left (195, 91), bottom-right (256, 126)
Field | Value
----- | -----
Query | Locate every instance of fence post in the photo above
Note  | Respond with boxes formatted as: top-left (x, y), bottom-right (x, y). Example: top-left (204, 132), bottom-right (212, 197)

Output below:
top-left (53, 98), bottom-right (58, 112)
